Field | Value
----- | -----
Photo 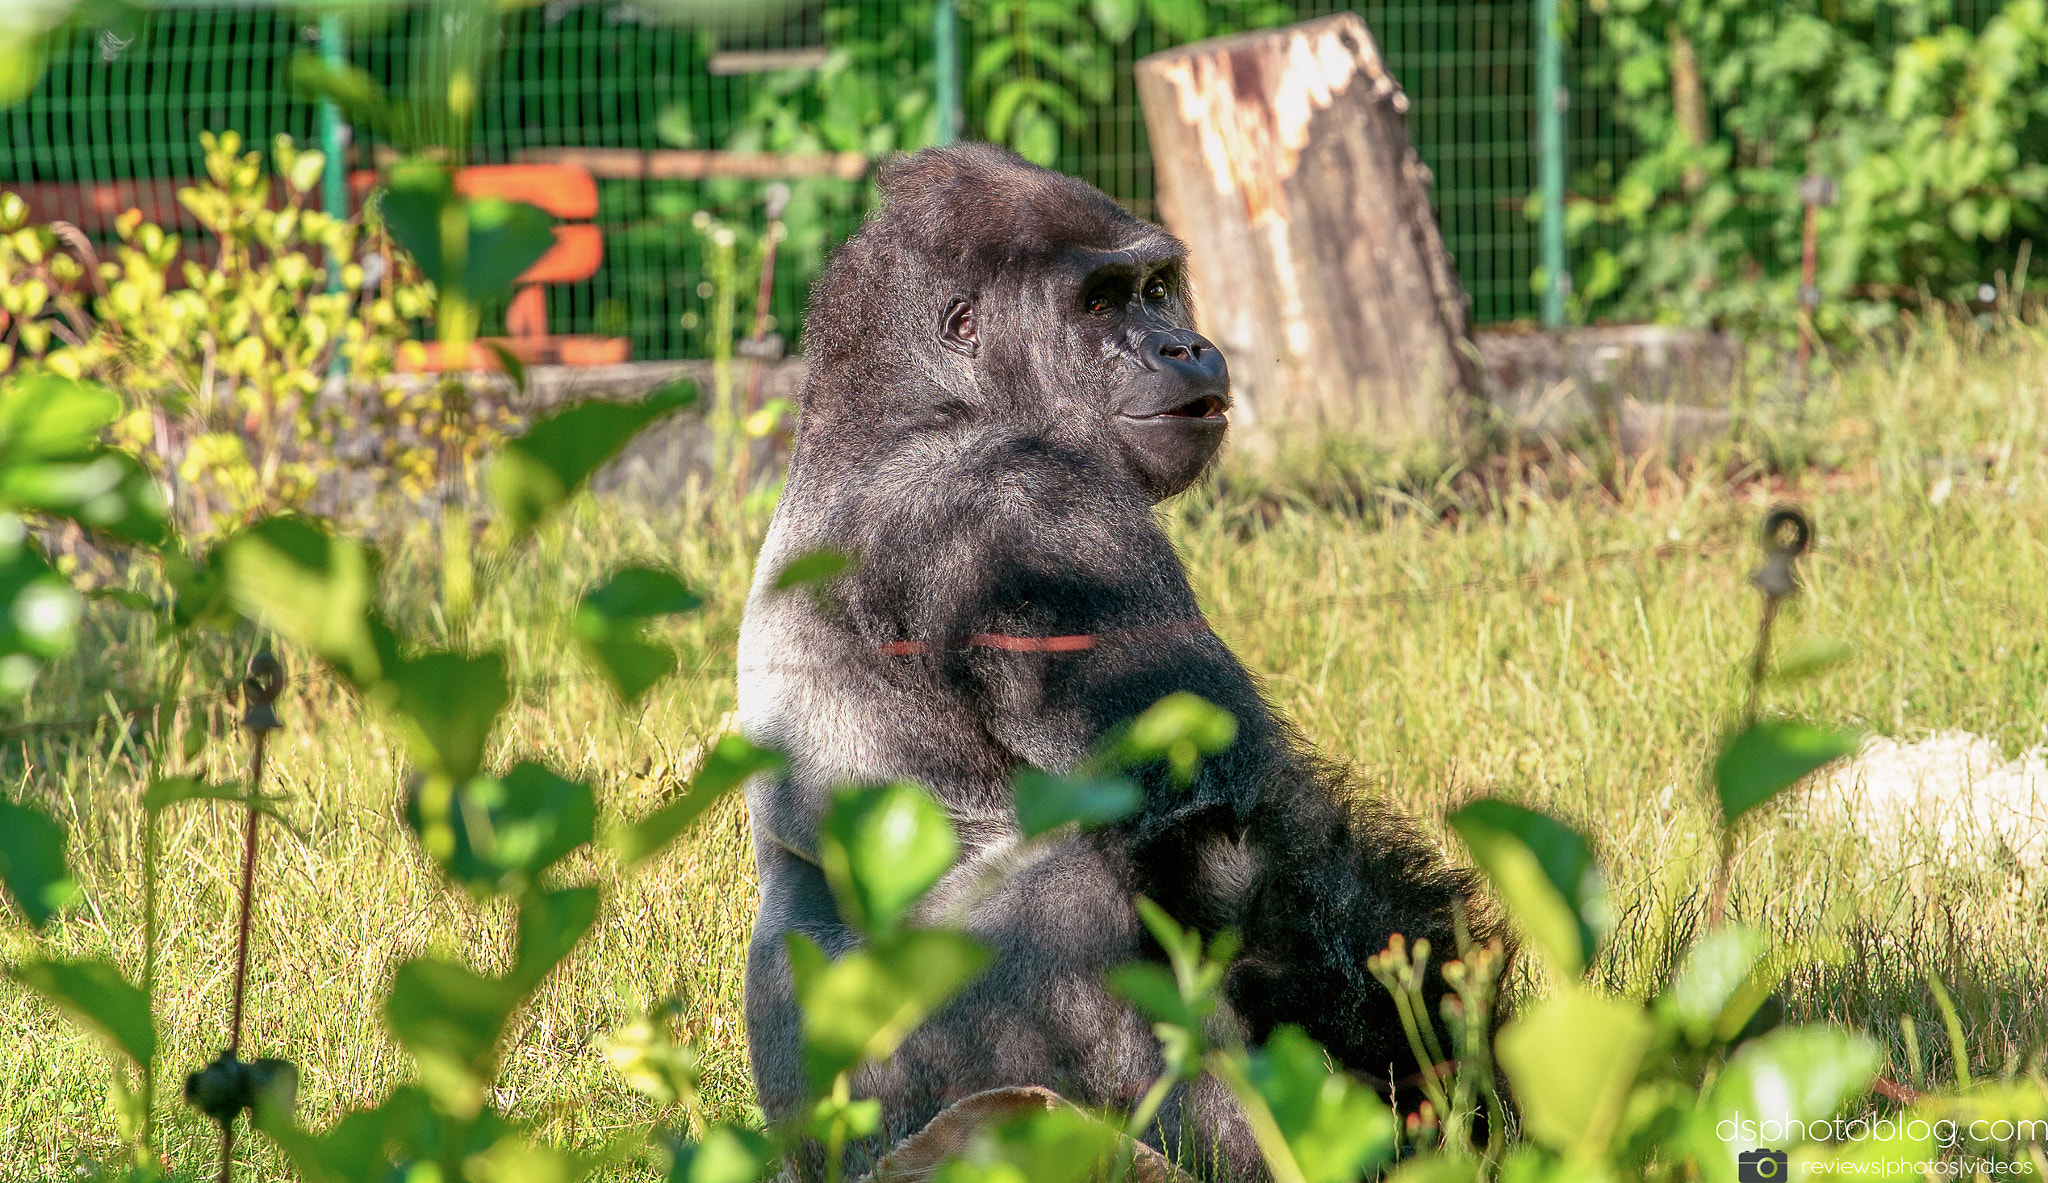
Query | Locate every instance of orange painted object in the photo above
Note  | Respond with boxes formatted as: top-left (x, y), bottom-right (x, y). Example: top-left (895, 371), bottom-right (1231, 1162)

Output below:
top-left (341, 161), bottom-right (626, 371)
top-left (453, 164), bottom-right (599, 219)
top-left (522, 224), bottom-right (604, 284)
top-left (345, 164), bottom-right (598, 219)
top-left (505, 287), bottom-right (550, 339)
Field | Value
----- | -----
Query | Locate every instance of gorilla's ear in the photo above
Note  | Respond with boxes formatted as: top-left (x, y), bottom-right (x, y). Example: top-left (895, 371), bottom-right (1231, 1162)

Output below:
top-left (939, 297), bottom-right (979, 358)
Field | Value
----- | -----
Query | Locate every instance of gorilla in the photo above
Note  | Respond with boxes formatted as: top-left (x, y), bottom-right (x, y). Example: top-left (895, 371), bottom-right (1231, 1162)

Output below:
top-left (736, 144), bottom-right (1493, 1178)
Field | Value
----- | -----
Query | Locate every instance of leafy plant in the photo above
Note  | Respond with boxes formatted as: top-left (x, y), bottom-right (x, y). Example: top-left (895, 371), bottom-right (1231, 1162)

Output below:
top-left (0, 131), bottom-right (477, 533)
top-left (1575, 0), bottom-right (2048, 339)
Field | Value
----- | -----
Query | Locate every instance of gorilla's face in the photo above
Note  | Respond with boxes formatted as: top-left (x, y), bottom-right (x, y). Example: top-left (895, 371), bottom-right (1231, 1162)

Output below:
top-left (939, 241), bottom-right (1231, 504)
top-left (1078, 251), bottom-right (1231, 502)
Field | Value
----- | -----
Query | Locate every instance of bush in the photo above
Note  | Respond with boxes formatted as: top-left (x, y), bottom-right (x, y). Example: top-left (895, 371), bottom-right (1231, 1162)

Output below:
top-left (1578, 0), bottom-right (2048, 341)
top-left (0, 132), bottom-right (527, 536)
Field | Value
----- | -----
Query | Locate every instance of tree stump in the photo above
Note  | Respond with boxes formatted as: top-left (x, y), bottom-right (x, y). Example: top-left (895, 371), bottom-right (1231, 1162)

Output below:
top-left (1136, 14), bottom-right (1479, 441)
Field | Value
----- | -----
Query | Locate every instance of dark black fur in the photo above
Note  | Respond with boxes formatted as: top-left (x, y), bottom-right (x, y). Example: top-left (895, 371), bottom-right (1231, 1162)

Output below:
top-left (735, 144), bottom-right (1493, 1179)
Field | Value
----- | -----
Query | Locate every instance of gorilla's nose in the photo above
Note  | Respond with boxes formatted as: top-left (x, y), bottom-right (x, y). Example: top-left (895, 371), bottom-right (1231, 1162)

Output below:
top-left (1149, 330), bottom-right (1228, 388)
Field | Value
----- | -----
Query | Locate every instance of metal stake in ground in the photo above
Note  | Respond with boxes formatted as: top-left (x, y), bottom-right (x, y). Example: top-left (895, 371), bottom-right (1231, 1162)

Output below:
top-left (1745, 506), bottom-right (1812, 723)
top-left (186, 651), bottom-right (290, 1183)
top-left (1707, 507), bottom-right (1814, 929)
top-left (228, 651), bottom-right (282, 1051)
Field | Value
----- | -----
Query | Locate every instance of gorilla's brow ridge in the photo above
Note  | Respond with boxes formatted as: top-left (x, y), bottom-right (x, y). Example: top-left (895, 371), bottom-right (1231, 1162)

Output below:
top-left (1063, 242), bottom-right (1183, 275)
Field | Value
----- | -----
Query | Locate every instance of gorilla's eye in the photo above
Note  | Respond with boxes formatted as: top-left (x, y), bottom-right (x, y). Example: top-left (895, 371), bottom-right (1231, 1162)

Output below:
top-left (1086, 292), bottom-right (1116, 316)
top-left (1143, 277), bottom-right (1169, 302)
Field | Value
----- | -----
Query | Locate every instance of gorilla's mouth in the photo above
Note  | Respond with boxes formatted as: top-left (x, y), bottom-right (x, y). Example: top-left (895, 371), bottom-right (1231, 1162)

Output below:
top-left (1137, 393), bottom-right (1229, 421)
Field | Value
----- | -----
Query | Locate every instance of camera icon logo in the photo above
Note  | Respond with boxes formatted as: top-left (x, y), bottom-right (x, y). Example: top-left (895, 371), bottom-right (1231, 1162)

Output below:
top-left (1739, 1148), bottom-right (1790, 1181)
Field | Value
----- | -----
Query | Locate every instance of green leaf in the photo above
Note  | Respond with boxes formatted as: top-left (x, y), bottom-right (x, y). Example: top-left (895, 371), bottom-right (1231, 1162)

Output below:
top-left (287, 54), bottom-right (405, 144)
top-left (654, 102), bottom-right (698, 150)
top-left (383, 958), bottom-right (520, 1106)
top-left (463, 198), bottom-right (557, 302)
top-left (1106, 898), bottom-right (1232, 1044)
top-left (405, 763), bottom-right (596, 895)
top-left (575, 566), bottom-right (701, 705)
top-left (464, 1134), bottom-right (595, 1183)
top-left (1012, 107), bottom-right (1061, 167)
top-left (579, 635), bottom-right (679, 705)
top-left (490, 384), bottom-right (696, 539)
top-left (0, 798), bottom-right (75, 928)
top-left (912, 1102), bottom-right (1121, 1183)
top-left (1145, 0), bottom-right (1208, 41)
top-left (770, 548), bottom-right (853, 591)
top-left (1496, 986), bottom-right (1652, 1157)
top-left (1447, 799), bottom-right (1610, 978)
top-left (510, 886), bottom-right (600, 992)
top-left (0, 374), bottom-right (121, 460)
top-left (1013, 768), bottom-right (1139, 838)
top-left (0, 375), bottom-right (159, 544)
top-left (0, 38), bottom-right (50, 109)
top-left (143, 776), bottom-right (296, 830)
top-left (1714, 720), bottom-right (1861, 827)
top-left (1662, 924), bottom-right (1771, 1045)
top-left (580, 565), bottom-right (702, 622)
top-left (1111, 692), bottom-right (1237, 783)
top-left (1769, 638), bottom-right (1854, 683)
top-left (86, 586), bottom-right (159, 615)
top-left (1248, 1026), bottom-right (1400, 1183)
top-left (484, 342), bottom-right (528, 394)
top-left (1106, 961), bottom-right (1192, 1030)
top-left (818, 783), bottom-right (959, 936)
top-left (668, 1125), bottom-right (775, 1183)
top-left (141, 777), bottom-right (246, 811)
top-left (386, 650), bottom-right (509, 782)
top-left (1377, 1156), bottom-right (1484, 1183)
top-left (788, 928), bottom-right (990, 1090)
top-left (1708, 1027), bottom-right (1881, 1148)
top-left (9, 958), bottom-right (156, 1068)
top-left (258, 1085), bottom-right (436, 1183)
top-left (615, 734), bottom-right (783, 865)
top-left (0, 450), bottom-right (168, 546)
top-left (984, 75), bottom-right (1032, 140)
top-left (381, 163), bottom-right (555, 305)
top-left (1091, 0), bottom-right (1139, 43)
top-left (163, 546), bottom-right (238, 634)
top-left (0, 517), bottom-right (78, 696)
top-left (377, 161), bottom-right (454, 284)
top-left (222, 518), bottom-right (385, 686)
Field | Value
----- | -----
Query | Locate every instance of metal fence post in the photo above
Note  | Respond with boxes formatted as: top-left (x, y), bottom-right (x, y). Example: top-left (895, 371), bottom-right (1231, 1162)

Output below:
top-left (1537, 0), bottom-right (1568, 327)
top-left (932, 0), bottom-right (960, 146)
top-left (317, 14), bottom-right (348, 228)
top-left (318, 13), bottom-right (349, 381)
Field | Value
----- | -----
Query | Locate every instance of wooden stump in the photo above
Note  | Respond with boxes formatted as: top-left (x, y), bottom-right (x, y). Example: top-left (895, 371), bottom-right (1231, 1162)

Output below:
top-left (1136, 14), bottom-right (1479, 440)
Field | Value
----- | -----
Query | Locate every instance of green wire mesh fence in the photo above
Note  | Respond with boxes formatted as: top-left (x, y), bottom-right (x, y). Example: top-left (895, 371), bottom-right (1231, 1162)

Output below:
top-left (1, 2), bottom-right (1620, 361)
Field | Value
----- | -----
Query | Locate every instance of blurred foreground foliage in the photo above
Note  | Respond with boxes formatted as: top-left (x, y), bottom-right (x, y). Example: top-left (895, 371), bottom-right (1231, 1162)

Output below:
top-left (0, 365), bottom-right (2042, 1180)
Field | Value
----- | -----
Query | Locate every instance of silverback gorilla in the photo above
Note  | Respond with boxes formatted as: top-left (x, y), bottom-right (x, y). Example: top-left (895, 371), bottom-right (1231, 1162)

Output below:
top-left (736, 144), bottom-right (1491, 1178)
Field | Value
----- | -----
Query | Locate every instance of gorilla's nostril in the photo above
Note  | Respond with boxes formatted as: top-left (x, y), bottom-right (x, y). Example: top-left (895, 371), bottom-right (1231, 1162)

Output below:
top-left (1160, 344), bottom-right (1192, 361)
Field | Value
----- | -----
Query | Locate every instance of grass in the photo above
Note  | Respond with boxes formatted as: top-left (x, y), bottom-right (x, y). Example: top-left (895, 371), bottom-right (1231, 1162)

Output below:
top-left (3, 312), bottom-right (2047, 1179)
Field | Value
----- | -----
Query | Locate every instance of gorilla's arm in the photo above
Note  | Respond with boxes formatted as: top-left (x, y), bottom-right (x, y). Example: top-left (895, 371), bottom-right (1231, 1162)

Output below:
top-left (834, 443), bottom-right (1474, 1089)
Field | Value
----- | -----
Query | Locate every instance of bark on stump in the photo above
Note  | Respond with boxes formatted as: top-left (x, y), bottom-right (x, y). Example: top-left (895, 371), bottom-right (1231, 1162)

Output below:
top-left (1136, 14), bottom-right (1478, 441)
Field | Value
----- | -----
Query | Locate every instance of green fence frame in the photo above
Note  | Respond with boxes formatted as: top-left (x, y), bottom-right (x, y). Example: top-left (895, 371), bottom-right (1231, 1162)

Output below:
top-left (0, 2), bottom-right (1630, 360)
